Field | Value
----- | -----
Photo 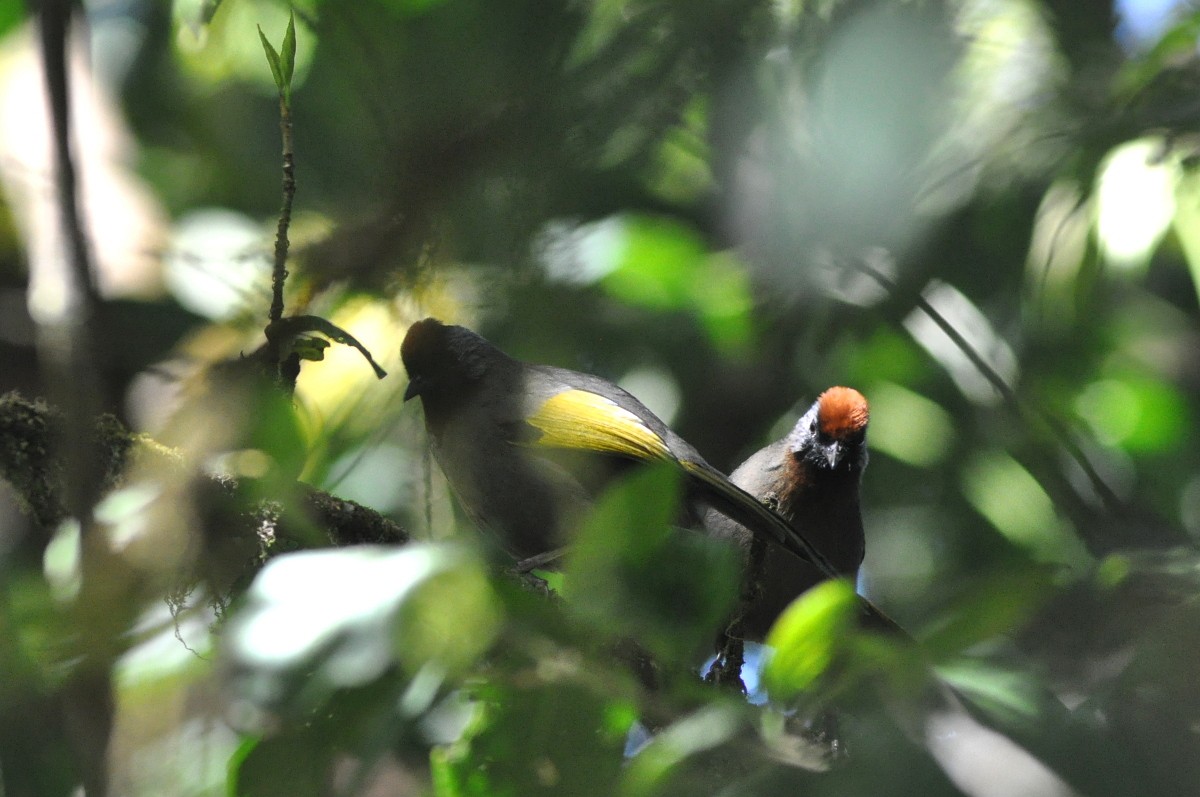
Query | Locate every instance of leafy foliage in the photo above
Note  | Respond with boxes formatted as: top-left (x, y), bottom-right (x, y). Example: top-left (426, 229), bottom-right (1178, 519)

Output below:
top-left (3, 0), bottom-right (1200, 795)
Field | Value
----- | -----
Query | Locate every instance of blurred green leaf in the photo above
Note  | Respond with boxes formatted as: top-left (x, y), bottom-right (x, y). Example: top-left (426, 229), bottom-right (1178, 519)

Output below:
top-left (598, 216), bottom-right (754, 351)
top-left (867, 382), bottom-right (955, 467)
top-left (937, 659), bottom-right (1062, 732)
top-left (619, 704), bottom-right (745, 797)
top-left (1096, 547), bottom-right (1200, 601)
top-left (961, 451), bottom-right (1091, 571)
top-left (1173, 163), bottom-right (1200, 306)
top-left (846, 328), bottom-right (928, 386)
top-left (688, 251), bottom-right (754, 352)
top-left (1115, 12), bottom-right (1200, 98)
top-left (645, 99), bottom-right (713, 205)
top-left (603, 216), bottom-right (707, 309)
top-left (0, 3), bottom-right (26, 42)
top-left (1075, 373), bottom-right (1189, 454)
top-left (937, 660), bottom-right (1119, 797)
top-left (244, 382), bottom-right (309, 485)
top-left (432, 681), bottom-right (627, 797)
top-left (393, 557), bottom-right (502, 676)
top-left (761, 579), bottom-right (857, 700)
top-left (562, 464), bottom-right (739, 667)
top-left (231, 732), bottom-right (327, 797)
top-left (222, 544), bottom-right (499, 720)
top-left (921, 567), bottom-right (1056, 658)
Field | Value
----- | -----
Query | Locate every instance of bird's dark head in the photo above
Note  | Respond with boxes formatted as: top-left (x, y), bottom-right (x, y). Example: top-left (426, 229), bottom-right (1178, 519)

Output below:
top-left (788, 386), bottom-right (869, 473)
top-left (401, 318), bottom-right (496, 402)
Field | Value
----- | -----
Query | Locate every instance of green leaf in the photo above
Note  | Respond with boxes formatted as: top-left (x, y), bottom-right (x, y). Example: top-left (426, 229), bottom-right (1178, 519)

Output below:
top-left (231, 731), bottom-right (327, 797)
top-left (393, 556), bottom-right (503, 676)
top-left (619, 705), bottom-right (744, 797)
top-left (598, 215), bottom-right (753, 351)
top-left (244, 381), bottom-right (309, 484)
top-left (257, 25), bottom-right (284, 92)
top-left (1115, 12), bottom-right (1200, 98)
top-left (223, 544), bottom-right (500, 719)
top-left (602, 216), bottom-right (707, 310)
top-left (762, 579), bottom-right (858, 700)
top-left (281, 12), bottom-right (297, 91)
top-left (936, 658), bottom-right (1132, 796)
top-left (0, 2), bottom-right (26, 41)
top-left (920, 566), bottom-right (1055, 659)
top-left (960, 451), bottom-right (1091, 571)
top-left (1075, 372), bottom-right (1190, 455)
top-left (562, 464), bottom-right (739, 667)
top-left (291, 336), bottom-right (329, 362)
top-left (433, 681), bottom-right (627, 797)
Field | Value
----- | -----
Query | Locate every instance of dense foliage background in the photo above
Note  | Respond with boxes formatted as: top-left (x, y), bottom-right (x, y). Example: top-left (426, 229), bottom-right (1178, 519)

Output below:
top-left (2, 0), bottom-right (1200, 795)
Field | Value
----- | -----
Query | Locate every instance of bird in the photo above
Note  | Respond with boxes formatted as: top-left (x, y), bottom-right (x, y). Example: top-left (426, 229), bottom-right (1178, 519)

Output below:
top-left (705, 387), bottom-right (870, 641)
top-left (401, 318), bottom-right (899, 631)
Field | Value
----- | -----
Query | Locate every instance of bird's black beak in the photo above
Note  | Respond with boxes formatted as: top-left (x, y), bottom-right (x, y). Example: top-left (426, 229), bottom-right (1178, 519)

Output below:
top-left (403, 375), bottom-right (426, 402)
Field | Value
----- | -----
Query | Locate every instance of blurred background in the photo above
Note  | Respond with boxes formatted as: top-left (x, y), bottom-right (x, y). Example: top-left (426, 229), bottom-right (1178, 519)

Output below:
top-left (3, 0), bottom-right (1200, 795)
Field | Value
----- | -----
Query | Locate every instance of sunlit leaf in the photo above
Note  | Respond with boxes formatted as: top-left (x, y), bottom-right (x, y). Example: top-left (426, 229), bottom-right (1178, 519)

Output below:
top-left (961, 451), bottom-right (1091, 571)
top-left (222, 544), bottom-right (500, 719)
top-left (1173, 162), bottom-right (1200, 307)
top-left (867, 382), bottom-right (955, 467)
top-left (903, 280), bottom-right (1018, 406)
top-left (603, 216), bottom-right (707, 309)
top-left (761, 579), bottom-right (857, 700)
top-left (598, 216), bottom-right (753, 351)
top-left (1094, 138), bottom-right (1175, 271)
top-left (1075, 373), bottom-right (1189, 454)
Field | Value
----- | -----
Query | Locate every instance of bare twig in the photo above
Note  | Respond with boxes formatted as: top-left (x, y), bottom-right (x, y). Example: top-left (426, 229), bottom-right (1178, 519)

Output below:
top-left (269, 93), bottom-right (294, 327)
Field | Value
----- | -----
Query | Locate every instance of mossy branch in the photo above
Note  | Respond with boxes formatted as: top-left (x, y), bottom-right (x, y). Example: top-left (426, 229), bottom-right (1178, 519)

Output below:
top-left (0, 391), bottom-right (408, 553)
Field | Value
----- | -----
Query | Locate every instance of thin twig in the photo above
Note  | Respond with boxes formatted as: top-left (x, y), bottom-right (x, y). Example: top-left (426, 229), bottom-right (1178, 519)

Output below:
top-left (855, 259), bottom-right (1123, 517)
top-left (269, 95), bottom-right (295, 326)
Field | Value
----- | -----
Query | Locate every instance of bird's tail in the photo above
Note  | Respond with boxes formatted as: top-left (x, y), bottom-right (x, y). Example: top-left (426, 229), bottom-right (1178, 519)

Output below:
top-left (681, 459), bottom-right (908, 638)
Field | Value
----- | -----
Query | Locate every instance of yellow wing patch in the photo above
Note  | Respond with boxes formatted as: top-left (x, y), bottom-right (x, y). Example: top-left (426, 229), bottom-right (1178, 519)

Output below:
top-left (527, 389), bottom-right (672, 462)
